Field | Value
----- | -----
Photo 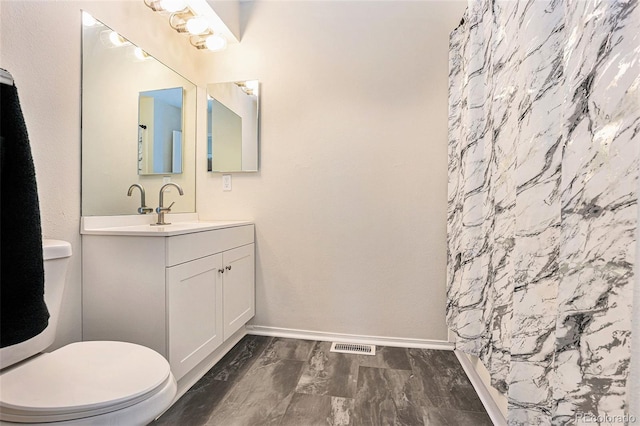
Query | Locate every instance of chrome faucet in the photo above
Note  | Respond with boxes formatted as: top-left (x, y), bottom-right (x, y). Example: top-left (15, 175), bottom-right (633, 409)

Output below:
top-left (153, 183), bottom-right (184, 226)
top-left (127, 184), bottom-right (153, 214)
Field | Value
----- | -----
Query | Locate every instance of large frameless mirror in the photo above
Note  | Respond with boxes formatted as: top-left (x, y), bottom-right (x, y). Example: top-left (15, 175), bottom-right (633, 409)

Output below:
top-left (207, 81), bottom-right (259, 172)
top-left (81, 13), bottom-right (196, 216)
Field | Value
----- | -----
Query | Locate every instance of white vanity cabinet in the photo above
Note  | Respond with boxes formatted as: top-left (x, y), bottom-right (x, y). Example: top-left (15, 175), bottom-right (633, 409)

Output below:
top-left (165, 252), bottom-right (223, 380)
top-left (82, 223), bottom-right (255, 382)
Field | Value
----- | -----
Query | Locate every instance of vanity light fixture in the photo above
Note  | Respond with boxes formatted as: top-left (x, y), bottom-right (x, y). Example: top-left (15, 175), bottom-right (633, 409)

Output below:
top-left (142, 0), bottom-right (165, 12)
top-left (185, 16), bottom-right (209, 35)
top-left (159, 0), bottom-right (187, 13)
top-left (143, 0), bottom-right (227, 52)
top-left (205, 34), bottom-right (227, 51)
top-left (168, 12), bottom-right (190, 33)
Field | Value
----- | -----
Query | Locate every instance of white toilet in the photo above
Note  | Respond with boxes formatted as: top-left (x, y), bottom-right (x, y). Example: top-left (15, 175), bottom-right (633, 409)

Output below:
top-left (0, 240), bottom-right (177, 425)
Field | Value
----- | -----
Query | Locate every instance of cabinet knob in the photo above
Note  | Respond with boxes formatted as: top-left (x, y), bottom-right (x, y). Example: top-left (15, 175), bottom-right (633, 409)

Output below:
top-left (225, 265), bottom-right (232, 271)
top-left (218, 268), bottom-right (225, 274)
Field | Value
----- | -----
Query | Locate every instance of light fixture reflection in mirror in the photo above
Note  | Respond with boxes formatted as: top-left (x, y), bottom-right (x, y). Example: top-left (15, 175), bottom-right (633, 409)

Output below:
top-left (206, 80), bottom-right (259, 172)
top-left (81, 12), bottom-right (196, 216)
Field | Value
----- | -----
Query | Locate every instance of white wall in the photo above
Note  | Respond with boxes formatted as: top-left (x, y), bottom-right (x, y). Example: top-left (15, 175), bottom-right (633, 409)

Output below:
top-left (0, 0), bottom-right (202, 350)
top-left (1, 0), bottom-right (467, 348)
top-left (196, 1), bottom-right (467, 341)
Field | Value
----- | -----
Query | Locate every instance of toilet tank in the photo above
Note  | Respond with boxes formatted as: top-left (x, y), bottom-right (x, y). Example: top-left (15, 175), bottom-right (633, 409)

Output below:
top-left (0, 240), bottom-right (72, 370)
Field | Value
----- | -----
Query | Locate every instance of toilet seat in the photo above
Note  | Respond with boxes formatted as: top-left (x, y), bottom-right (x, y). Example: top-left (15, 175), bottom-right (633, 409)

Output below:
top-left (0, 341), bottom-right (173, 423)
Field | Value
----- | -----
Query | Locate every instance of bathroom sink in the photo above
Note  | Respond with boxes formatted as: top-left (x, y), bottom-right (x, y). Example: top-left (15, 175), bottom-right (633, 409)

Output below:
top-left (81, 214), bottom-right (252, 237)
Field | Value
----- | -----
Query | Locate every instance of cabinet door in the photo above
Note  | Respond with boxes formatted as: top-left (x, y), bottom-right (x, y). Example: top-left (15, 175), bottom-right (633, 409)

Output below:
top-left (222, 244), bottom-right (255, 339)
top-left (167, 253), bottom-right (223, 381)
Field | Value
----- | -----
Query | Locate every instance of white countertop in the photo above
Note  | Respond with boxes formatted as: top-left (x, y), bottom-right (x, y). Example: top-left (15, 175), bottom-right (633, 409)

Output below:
top-left (81, 214), bottom-right (253, 237)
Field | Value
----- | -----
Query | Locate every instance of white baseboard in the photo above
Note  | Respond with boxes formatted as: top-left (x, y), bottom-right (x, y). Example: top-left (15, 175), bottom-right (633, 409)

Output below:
top-left (245, 325), bottom-right (454, 350)
top-left (455, 351), bottom-right (507, 426)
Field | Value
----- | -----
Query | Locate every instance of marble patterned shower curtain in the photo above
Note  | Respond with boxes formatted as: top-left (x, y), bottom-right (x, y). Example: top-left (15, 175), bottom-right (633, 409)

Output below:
top-left (446, 0), bottom-right (640, 424)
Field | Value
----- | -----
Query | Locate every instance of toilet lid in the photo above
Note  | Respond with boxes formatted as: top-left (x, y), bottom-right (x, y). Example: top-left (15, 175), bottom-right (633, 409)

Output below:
top-left (0, 341), bottom-right (171, 422)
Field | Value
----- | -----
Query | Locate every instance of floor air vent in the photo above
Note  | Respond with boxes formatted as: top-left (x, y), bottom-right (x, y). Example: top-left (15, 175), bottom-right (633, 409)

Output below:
top-left (330, 342), bottom-right (376, 356)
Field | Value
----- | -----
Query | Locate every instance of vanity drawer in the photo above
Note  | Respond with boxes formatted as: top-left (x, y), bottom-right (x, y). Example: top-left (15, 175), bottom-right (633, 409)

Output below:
top-left (166, 224), bottom-right (254, 266)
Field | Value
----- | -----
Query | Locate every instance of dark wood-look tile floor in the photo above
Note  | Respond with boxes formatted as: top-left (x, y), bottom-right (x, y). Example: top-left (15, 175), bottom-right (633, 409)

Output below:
top-left (154, 336), bottom-right (493, 426)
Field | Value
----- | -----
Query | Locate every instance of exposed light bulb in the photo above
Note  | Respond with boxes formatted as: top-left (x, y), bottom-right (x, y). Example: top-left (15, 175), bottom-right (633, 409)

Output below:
top-left (108, 31), bottom-right (127, 47)
top-left (160, 0), bottom-right (187, 12)
top-left (186, 17), bottom-right (209, 35)
top-left (82, 11), bottom-right (97, 27)
top-left (205, 34), bottom-right (227, 51)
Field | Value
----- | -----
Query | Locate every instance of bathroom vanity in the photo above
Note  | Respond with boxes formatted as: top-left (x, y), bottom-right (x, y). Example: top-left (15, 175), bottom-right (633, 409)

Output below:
top-left (81, 216), bottom-right (255, 394)
top-left (80, 14), bottom-right (261, 405)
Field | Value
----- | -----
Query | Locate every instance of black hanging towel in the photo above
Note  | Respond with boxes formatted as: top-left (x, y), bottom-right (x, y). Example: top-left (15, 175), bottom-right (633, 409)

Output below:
top-left (0, 70), bottom-right (50, 348)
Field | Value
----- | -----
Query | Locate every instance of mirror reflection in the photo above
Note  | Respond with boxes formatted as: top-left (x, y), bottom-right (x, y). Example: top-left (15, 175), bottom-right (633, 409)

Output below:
top-left (82, 14), bottom-right (196, 216)
top-left (207, 81), bottom-right (259, 172)
top-left (138, 87), bottom-right (184, 175)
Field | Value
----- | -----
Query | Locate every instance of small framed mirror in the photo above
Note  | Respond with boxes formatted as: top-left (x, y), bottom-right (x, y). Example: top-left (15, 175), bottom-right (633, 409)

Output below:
top-left (207, 80), bottom-right (259, 172)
